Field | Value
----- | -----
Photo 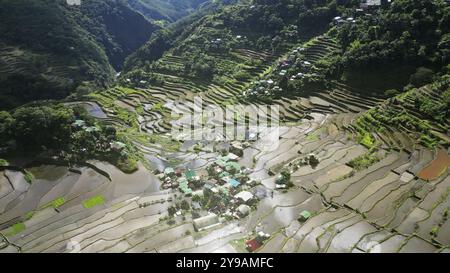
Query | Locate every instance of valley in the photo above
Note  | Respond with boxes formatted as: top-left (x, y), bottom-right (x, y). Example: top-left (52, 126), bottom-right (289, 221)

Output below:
top-left (0, 0), bottom-right (449, 253)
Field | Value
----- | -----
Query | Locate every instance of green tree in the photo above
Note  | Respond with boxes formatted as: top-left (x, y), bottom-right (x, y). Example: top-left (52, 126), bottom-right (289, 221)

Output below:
top-left (0, 111), bottom-right (15, 142)
top-left (180, 200), bottom-right (191, 211)
top-left (168, 206), bottom-right (177, 216)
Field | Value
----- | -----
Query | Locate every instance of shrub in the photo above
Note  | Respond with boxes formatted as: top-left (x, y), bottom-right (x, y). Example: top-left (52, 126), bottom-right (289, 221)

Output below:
top-left (180, 200), bottom-right (191, 211)
top-left (384, 89), bottom-right (400, 97)
top-left (0, 159), bottom-right (9, 167)
top-left (358, 132), bottom-right (375, 149)
top-left (410, 67), bottom-right (434, 87)
top-left (168, 206), bottom-right (177, 216)
top-left (348, 151), bottom-right (381, 171)
top-left (24, 170), bottom-right (35, 184)
top-left (234, 71), bottom-right (252, 81)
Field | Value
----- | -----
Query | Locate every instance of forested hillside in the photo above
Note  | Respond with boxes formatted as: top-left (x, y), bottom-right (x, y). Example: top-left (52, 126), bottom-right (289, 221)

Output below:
top-left (0, 0), bottom-right (158, 109)
top-left (119, 0), bottom-right (449, 150)
top-left (123, 0), bottom-right (340, 84)
top-left (73, 0), bottom-right (160, 70)
top-left (124, 0), bottom-right (449, 95)
top-left (126, 0), bottom-right (210, 24)
top-left (326, 0), bottom-right (450, 90)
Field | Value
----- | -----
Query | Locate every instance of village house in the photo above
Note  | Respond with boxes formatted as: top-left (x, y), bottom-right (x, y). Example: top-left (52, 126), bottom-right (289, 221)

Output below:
top-left (227, 153), bottom-right (240, 161)
top-left (185, 170), bottom-right (200, 182)
top-left (236, 204), bottom-right (251, 218)
top-left (203, 180), bottom-right (218, 193)
top-left (299, 210), bottom-right (312, 222)
top-left (191, 201), bottom-right (202, 210)
top-left (246, 239), bottom-right (262, 252)
top-left (178, 177), bottom-right (193, 195)
top-left (246, 231), bottom-right (270, 253)
top-left (193, 213), bottom-right (220, 232)
top-left (111, 141), bottom-right (126, 152)
top-left (227, 178), bottom-right (240, 188)
top-left (175, 168), bottom-right (184, 177)
top-left (225, 161), bottom-right (241, 174)
top-left (73, 119), bottom-right (86, 128)
top-left (360, 0), bottom-right (391, 12)
top-left (164, 167), bottom-right (175, 177)
top-left (218, 171), bottom-right (231, 181)
top-left (234, 191), bottom-right (254, 204)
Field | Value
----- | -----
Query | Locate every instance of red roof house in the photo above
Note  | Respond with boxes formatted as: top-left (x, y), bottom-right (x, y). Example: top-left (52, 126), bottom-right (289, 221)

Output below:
top-left (246, 239), bottom-right (262, 252)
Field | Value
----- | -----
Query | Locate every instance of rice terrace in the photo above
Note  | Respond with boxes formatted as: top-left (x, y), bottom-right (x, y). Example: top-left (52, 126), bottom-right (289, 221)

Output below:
top-left (0, 0), bottom-right (449, 255)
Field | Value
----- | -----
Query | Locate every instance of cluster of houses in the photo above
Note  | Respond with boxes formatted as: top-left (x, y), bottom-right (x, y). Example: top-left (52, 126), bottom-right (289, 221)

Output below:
top-left (158, 167), bottom-right (198, 193)
top-left (333, 16), bottom-right (357, 25)
top-left (155, 146), bottom-right (319, 250)
top-left (72, 119), bottom-right (100, 134)
top-left (206, 35), bottom-right (247, 51)
top-left (204, 153), bottom-right (259, 216)
top-left (158, 149), bottom-right (261, 232)
top-left (334, 0), bottom-right (393, 25)
top-left (276, 49), bottom-right (316, 81)
top-left (244, 79), bottom-right (283, 97)
top-left (71, 119), bottom-right (127, 154)
top-left (244, 44), bottom-right (324, 98)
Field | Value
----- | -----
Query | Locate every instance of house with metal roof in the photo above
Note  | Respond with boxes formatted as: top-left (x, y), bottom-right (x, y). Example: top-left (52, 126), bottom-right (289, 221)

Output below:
top-left (234, 191), bottom-right (254, 203)
top-left (164, 167), bottom-right (175, 176)
top-left (73, 119), bottom-right (86, 128)
top-left (227, 153), bottom-right (240, 161)
top-left (225, 162), bottom-right (241, 173)
top-left (111, 141), bottom-right (126, 151)
top-left (246, 239), bottom-right (262, 252)
top-left (227, 179), bottom-right (240, 188)
top-left (237, 204), bottom-right (251, 218)
top-left (193, 213), bottom-right (220, 231)
top-left (178, 178), bottom-right (193, 195)
top-left (299, 210), bottom-right (312, 222)
top-left (214, 158), bottom-right (228, 168)
top-left (185, 170), bottom-right (199, 181)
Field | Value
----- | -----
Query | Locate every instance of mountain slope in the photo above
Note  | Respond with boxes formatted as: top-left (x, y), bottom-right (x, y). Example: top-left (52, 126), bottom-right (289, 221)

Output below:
top-left (126, 0), bottom-right (210, 23)
top-left (123, 0), bottom-right (338, 81)
top-left (0, 0), bottom-right (159, 109)
top-left (326, 0), bottom-right (450, 90)
top-left (73, 0), bottom-right (161, 70)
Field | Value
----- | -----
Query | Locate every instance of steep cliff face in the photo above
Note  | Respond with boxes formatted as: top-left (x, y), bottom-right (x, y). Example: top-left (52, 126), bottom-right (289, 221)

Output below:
top-left (0, 0), bottom-right (159, 109)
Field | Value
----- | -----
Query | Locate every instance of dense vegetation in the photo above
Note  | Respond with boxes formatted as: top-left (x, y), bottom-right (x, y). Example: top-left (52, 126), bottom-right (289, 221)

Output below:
top-left (327, 0), bottom-right (450, 90)
top-left (0, 104), bottom-right (137, 172)
top-left (72, 0), bottom-right (160, 70)
top-left (353, 75), bottom-right (450, 149)
top-left (121, 0), bottom-right (450, 152)
top-left (123, 0), bottom-right (339, 85)
top-left (126, 0), bottom-right (210, 24)
top-left (0, 0), bottom-right (158, 109)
